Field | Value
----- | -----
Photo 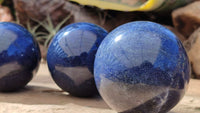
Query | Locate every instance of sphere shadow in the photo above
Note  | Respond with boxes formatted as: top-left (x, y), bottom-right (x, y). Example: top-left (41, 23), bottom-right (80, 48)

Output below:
top-left (0, 84), bottom-right (110, 110)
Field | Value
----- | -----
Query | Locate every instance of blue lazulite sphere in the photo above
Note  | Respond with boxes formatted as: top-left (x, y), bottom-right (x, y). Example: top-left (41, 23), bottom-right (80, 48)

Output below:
top-left (47, 22), bottom-right (108, 97)
top-left (0, 22), bottom-right (41, 92)
top-left (94, 21), bottom-right (190, 113)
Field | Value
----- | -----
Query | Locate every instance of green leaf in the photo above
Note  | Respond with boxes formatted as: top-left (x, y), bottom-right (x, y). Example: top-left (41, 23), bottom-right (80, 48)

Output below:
top-left (25, 14), bottom-right (71, 48)
top-left (55, 14), bottom-right (72, 32)
top-left (35, 32), bottom-right (49, 36)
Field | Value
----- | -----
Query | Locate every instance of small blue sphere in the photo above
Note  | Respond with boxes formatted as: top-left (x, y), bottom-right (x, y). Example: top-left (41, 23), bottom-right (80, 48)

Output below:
top-left (47, 22), bottom-right (108, 97)
top-left (94, 21), bottom-right (190, 113)
top-left (0, 22), bottom-right (41, 92)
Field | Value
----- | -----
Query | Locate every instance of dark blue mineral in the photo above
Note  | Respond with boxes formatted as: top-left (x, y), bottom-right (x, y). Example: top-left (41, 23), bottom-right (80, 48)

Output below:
top-left (94, 21), bottom-right (190, 113)
top-left (47, 22), bottom-right (108, 97)
top-left (0, 22), bottom-right (41, 92)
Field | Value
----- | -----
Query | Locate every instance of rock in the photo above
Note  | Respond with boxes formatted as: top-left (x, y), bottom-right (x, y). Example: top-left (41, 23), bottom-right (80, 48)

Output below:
top-left (13, 0), bottom-right (133, 31)
top-left (13, 0), bottom-right (73, 27)
top-left (13, 0), bottom-right (173, 61)
top-left (164, 25), bottom-right (186, 42)
top-left (13, 0), bottom-right (172, 32)
top-left (0, 5), bottom-right (13, 22)
top-left (0, 63), bottom-right (199, 113)
top-left (184, 28), bottom-right (200, 79)
top-left (172, 1), bottom-right (200, 38)
top-left (39, 44), bottom-right (47, 62)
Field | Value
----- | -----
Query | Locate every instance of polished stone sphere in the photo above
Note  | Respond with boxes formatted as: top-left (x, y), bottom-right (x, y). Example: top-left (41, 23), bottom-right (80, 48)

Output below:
top-left (94, 21), bottom-right (190, 113)
top-left (0, 22), bottom-right (41, 92)
top-left (47, 22), bottom-right (108, 97)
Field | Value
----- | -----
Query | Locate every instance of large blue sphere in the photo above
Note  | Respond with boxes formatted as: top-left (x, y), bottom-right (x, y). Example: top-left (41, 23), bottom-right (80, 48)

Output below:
top-left (0, 22), bottom-right (41, 91)
top-left (94, 21), bottom-right (190, 113)
top-left (47, 22), bottom-right (108, 97)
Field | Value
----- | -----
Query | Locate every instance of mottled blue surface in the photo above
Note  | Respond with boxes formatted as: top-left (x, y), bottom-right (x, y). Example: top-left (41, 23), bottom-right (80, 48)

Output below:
top-left (94, 21), bottom-right (190, 113)
top-left (47, 22), bottom-right (108, 97)
top-left (0, 22), bottom-right (41, 91)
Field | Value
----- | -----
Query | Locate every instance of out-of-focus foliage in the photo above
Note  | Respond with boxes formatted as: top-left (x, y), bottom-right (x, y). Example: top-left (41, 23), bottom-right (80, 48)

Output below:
top-left (0, 0), bottom-right (4, 4)
top-left (27, 14), bottom-right (71, 48)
